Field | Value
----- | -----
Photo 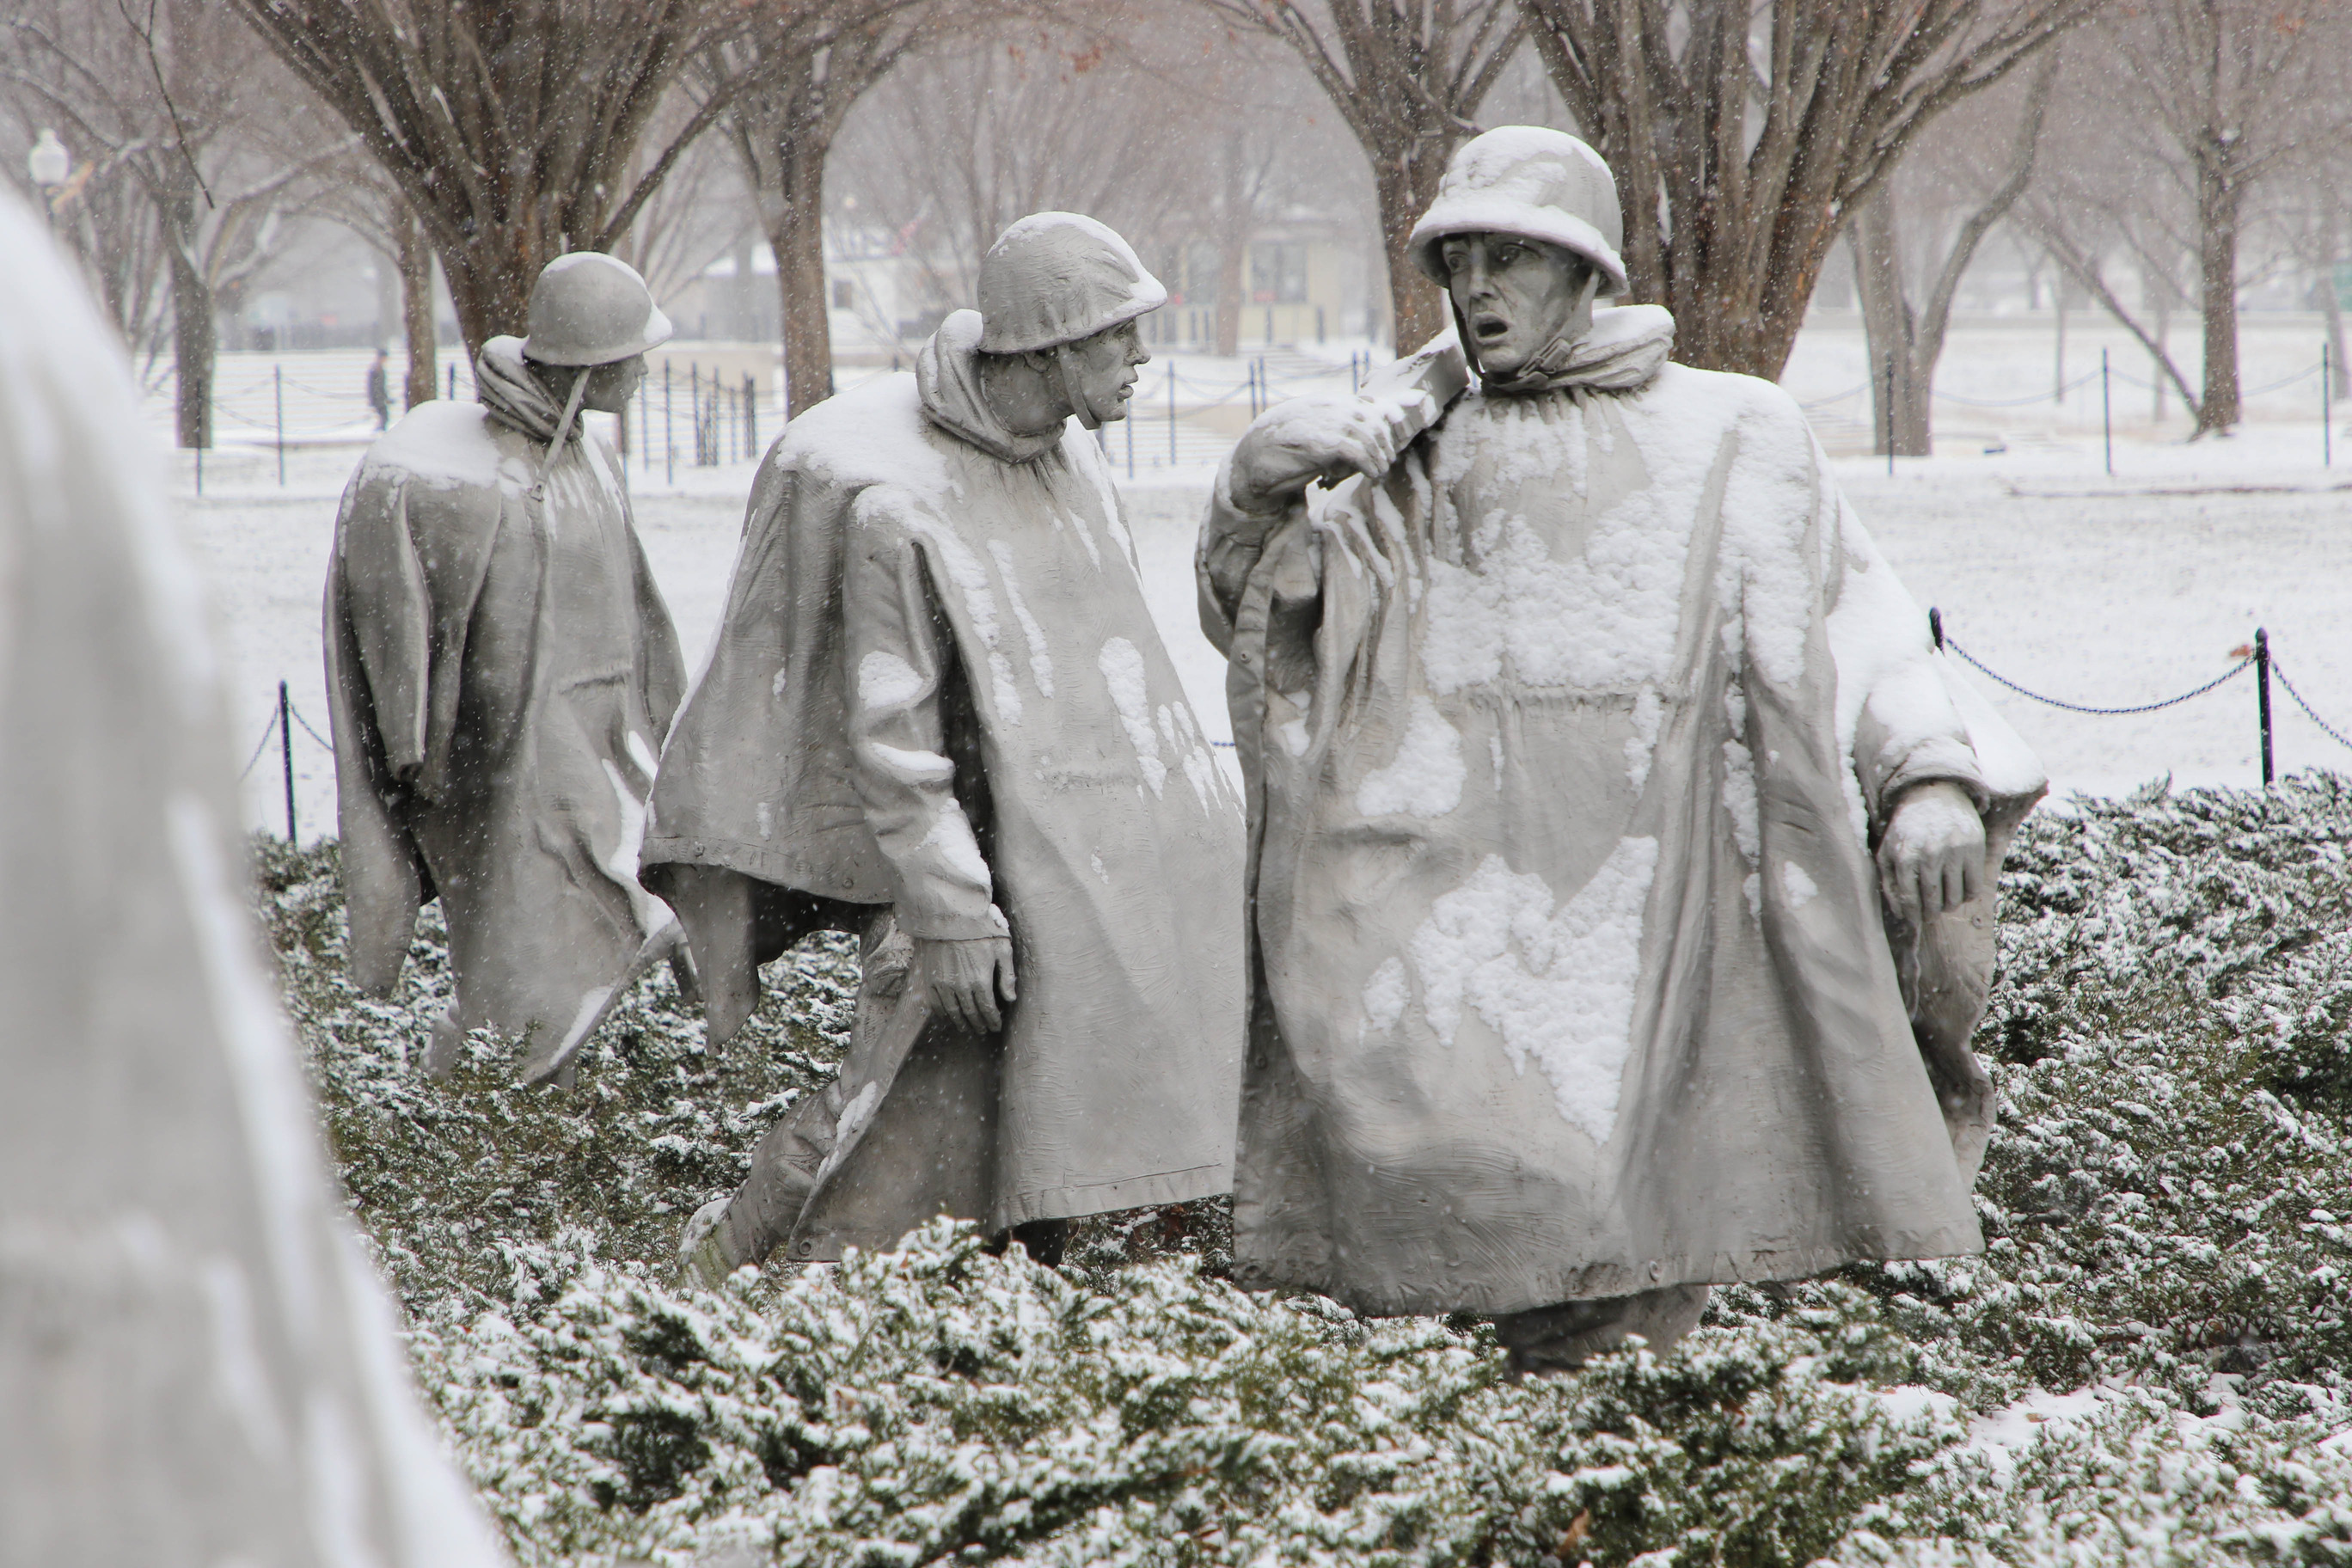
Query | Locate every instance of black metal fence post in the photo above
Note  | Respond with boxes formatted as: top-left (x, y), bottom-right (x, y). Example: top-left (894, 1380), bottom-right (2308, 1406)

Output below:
top-left (1883, 352), bottom-right (1895, 476)
top-left (279, 679), bottom-right (297, 841)
top-left (2256, 628), bottom-right (2274, 786)
top-left (1929, 606), bottom-right (1944, 651)
top-left (2101, 348), bottom-right (2112, 477)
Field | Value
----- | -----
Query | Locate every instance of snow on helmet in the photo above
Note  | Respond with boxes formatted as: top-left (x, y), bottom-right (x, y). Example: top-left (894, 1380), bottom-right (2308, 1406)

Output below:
top-left (1406, 127), bottom-right (1629, 297)
top-left (519, 251), bottom-right (674, 366)
top-left (977, 212), bottom-right (1167, 355)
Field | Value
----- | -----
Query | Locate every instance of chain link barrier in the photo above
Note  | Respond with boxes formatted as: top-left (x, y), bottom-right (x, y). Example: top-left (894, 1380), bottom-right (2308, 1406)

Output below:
top-left (1943, 637), bottom-right (2256, 716)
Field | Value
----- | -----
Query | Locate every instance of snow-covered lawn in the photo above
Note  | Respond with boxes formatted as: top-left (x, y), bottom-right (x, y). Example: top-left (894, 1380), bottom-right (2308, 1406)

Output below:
top-left (180, 322), bottom-right (2352, 841)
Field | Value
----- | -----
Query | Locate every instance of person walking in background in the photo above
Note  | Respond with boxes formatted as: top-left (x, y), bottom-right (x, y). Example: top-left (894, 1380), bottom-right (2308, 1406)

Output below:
top-left (366, 345), bottom-right (391, 429)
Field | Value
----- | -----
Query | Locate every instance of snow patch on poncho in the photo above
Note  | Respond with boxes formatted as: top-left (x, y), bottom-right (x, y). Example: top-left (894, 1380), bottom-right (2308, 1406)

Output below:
top-left (1098, 637), bottom-right (1165, 796)
top-left (1418, 395), bottom-right (1685, 694)
top-left (1356, 694), bottom-right (1466, 818)
top-left (1407, 840), bottom-right (1658, 1142)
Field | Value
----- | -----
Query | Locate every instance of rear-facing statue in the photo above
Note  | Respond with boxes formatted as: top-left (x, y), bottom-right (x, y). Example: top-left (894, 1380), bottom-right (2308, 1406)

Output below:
top-left (1203, 128), bottom-right (2047, 1374)
top-left (326, 252), bottom-right (688, 1087)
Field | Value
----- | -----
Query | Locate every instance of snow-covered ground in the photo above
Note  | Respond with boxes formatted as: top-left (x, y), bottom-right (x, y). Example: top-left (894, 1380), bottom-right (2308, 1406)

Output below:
top-left (175, 317), bottom-right (2352, 841)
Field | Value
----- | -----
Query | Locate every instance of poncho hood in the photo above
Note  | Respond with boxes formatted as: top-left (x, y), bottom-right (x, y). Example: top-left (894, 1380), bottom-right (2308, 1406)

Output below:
top-left (916, 309), bottom-right (1063, 463)
top-left (1465, 300), bottom-right (1676, 397)
top-left (475, 334), bottom-right (585, 445)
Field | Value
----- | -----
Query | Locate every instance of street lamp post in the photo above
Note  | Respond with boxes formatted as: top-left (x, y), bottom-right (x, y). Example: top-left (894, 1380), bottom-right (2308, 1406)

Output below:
top-left (28, 129), bottom-right (70, 224)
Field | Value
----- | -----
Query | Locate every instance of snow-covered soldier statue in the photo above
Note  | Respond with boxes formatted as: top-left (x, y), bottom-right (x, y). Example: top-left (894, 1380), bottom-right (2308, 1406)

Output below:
top-left (2, 187), bottom-right (504, 1565)
top-left (326, 252), bottom-right (689, 1087)
top-left (649, 213), bottom-right (1246, 1283)
top-left (1201, 128), bottom-right (2047, 1375)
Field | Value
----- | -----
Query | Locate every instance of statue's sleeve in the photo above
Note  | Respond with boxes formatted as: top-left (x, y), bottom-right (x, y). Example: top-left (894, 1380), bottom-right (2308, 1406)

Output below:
top-left (334, 468), bottom-right (432, 782)
top-left (840, 493), bottom-right (999, 942)
top-left (1822, 487), bottom-right (1988, 830)
top-left (1197, 452), bottom-right (1302, 655)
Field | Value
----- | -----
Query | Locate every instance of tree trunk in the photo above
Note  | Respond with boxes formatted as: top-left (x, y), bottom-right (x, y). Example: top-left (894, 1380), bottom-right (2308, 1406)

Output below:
top-left (2194, 147), bottom-right (2241, 436)
top-left (1851, 188), bottom-right (1931, 456)
top-left (398, 209), bottom-right (438, 408)
top-left (1215, 233), bottom-right (1245, 358)
top-left (770, 132), bottom-right (833, 419)
top-left (171, 259), bottom-right (214, 448)
top-left (432, 222), bottom-right (548, 364)
top-left (1374, 147), bottom-right (1450, 353)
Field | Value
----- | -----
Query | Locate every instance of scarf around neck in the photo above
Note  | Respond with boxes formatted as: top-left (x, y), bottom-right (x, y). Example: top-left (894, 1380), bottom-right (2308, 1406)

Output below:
top-left (475, 335), bottom-right (585, 446)
top-left (1467, 302), bottom-right (1676, 397)
top-left (916, 309), bottom-right (1064, 464)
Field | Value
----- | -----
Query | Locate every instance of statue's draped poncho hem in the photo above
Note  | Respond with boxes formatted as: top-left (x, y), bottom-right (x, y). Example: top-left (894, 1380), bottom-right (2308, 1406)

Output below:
top-left (1201, 317), bottom-right (2045, 1319)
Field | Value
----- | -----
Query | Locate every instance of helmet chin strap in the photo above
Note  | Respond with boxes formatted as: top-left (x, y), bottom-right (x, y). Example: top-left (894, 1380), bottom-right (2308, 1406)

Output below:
top-left (532, 368), bottom-right (592, 501)
top-left (1053, 344), bottom-right (1104, 431)
top-left (1457, 266), bottom-right (1603, 389)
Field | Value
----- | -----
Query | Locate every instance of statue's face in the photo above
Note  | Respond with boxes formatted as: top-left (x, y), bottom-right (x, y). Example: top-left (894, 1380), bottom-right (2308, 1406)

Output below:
top-left (1441, 234), bottom-right (1592, 379)
top-left (1058, 318), bottom-right (1150, 421)
top-left (579, 353), bottom-right (647, 414)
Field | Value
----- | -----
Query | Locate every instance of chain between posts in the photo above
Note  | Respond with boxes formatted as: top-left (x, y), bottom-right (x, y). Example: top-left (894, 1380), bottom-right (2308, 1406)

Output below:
top-left (1939, 632), bottom-right (2255, 716)
top-left (1933, 609), bottom-right (2352, 787)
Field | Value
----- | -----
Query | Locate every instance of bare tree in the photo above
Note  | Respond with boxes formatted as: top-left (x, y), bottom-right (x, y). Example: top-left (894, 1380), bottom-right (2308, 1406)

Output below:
top-left (3, 129), bottom-right (171, 382)
top-left (1852, 50), bottom-right (2059, 454)
top-left (2102, 0), bottom-right (2351, 433)
top-left (830, 18), bottom-right (1201, 324)
top-left (1519, 0), bottom-right (2095, 379)
top-left (696, 2), bottom-right (946, 414)
top-left (2013, 2), bottom-right (2351, 434)
top-left (1211, 1), bottom-right (1526, 351)
top-left (227, 0), bottom-right (856, 356)
top-left (3, 0), bottom-right (340, 444)
top-left (303, 156), bottom-right (444, 407)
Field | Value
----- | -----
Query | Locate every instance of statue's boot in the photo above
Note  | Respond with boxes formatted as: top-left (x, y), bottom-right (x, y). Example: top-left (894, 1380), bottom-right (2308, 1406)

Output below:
top-left (1490, 1284), bottom-right (1712, 1378)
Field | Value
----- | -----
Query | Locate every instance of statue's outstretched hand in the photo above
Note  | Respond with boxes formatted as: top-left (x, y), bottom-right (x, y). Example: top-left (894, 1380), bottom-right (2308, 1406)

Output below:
top-left (1877, 780), bottom-right (1987, 925)
top-left (916, 934), bottom-right (1017, 1036)
top-left (1228, 392), bottom-right (1431, 518)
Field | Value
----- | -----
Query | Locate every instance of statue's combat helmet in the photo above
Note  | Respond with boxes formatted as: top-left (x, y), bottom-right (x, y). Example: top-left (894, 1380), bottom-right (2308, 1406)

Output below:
top-left (1406, 127), bottom-right (1630, 297)
top-left (521, 251), bottom-right (674, 367)
top-left (977, 212), bottom-right (1167, 355)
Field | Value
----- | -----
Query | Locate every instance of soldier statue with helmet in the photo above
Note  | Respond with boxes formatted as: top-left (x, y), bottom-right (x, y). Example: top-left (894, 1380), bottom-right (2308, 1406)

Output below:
top-left (1203, 129), bottom-right (2049, 1373)
top-left (326, 251), bottom-right (689, 1087)
top-left (650, 213), bottom-right (1246, 1283)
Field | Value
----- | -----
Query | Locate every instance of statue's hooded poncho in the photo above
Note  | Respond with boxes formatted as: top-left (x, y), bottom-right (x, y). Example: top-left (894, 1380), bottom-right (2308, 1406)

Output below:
top-left (325, 338), bottom-right (687, 1080)
top-left (646, 309), bottom-right (1246, 1240)
top-left (1200, 309), bottom-right (2046, 1318)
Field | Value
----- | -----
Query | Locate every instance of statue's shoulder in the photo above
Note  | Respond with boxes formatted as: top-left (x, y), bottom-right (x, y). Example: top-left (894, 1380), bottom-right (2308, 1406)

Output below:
top-left (358, 401), bottom-right (527, 498)
top-left (1633, 361), bottom-right (1813, 440)
top-left (771, 372), bottom-right (935, 492)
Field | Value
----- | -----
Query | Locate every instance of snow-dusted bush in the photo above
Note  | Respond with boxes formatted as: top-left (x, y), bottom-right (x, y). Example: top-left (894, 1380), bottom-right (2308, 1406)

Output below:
top-left (253, 777), bottom-right (2352, 1565)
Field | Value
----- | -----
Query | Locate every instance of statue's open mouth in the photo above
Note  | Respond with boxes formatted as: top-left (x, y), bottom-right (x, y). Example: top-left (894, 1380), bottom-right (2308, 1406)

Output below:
top-left (1473, 313), bottom-right (1510, 343)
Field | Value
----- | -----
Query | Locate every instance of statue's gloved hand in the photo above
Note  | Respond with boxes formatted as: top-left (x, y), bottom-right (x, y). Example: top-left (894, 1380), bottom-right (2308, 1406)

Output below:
top-left (1228, 392), bottom-right (1430, 518)
top-left (915, 934), bottom-right (1017, 1036)
top-left (1877, 780), bottom-right (1987, 925)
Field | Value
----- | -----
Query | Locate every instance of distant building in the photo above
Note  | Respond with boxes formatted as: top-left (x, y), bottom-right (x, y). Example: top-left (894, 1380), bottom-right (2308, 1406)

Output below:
top-left (1148, 214), bottom-right (1370, 351)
